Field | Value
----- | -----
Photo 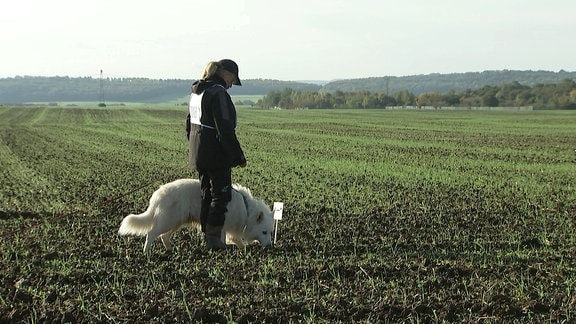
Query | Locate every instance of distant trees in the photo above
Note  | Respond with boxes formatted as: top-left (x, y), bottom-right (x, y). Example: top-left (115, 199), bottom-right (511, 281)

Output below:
top-left (1, 71), bottom-right (575, 107)
top-left (0, 76), bottom-right (190, 103)
top-left (0, 77), bottom-right (320, 104)
top-left (394, 90), bottom-right (416, 107)
top-left (256, 90), bottom-right (404, 109)
top-left (416, 92), bottom-right (444, 108)
top-left (256, 79), bottom-right (576, 109)
top-left (322, 70), bottom-right (576, 94)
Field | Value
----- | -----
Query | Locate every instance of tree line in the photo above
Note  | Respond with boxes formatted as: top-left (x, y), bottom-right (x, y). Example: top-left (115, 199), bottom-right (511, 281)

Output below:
top-left (1, 70), bottom-right (575, 104)
top-left (256, 79), bottom-right (576, 109)
top-left (0, 76), bottom-right (320, 104)
top-left (322, 69), bottom-right (576, 94)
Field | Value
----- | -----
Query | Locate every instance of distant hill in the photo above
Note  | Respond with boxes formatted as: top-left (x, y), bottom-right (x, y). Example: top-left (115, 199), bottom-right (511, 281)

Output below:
top-left (1, 70), bottom-right (575, 103)
top-left (322, 70), bottom-right (576, 95)
top-left (0, 77), bottom-right (321, 104)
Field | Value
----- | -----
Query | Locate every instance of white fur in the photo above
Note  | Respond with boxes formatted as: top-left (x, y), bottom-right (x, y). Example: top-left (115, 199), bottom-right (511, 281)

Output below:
top-left (118, 178), bottom-right (274, 253)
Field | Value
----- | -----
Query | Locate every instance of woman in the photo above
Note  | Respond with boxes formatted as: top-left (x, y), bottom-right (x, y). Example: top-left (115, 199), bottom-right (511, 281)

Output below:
top-left (186, 59), bottom-right (246, 250)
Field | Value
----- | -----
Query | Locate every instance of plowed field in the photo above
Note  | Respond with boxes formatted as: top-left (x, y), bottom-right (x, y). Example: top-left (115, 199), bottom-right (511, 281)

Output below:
top-left (1, 107), bottom-right (575, 322)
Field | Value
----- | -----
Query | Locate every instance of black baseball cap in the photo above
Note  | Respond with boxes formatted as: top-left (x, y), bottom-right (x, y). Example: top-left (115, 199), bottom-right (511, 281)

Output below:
top-left (218, 59), bottom-right (241, 86)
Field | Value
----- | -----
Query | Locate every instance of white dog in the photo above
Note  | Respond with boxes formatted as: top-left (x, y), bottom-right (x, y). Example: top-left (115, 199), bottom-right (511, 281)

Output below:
top-left (118, 178), bottom-right (274, 253)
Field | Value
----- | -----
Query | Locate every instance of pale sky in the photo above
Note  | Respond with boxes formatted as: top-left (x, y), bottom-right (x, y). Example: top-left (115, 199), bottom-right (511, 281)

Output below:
top-left (1, 0), bottom-right (574, 81)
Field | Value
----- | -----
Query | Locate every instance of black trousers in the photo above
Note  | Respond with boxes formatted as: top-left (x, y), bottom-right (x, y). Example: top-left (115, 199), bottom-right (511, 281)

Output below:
top-left (198, 168), bottom-right (232, 232)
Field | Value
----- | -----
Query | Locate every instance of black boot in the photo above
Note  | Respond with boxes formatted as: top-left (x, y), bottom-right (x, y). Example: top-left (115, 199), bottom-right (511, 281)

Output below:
top-left (205, 224), bottom-right (234, 250)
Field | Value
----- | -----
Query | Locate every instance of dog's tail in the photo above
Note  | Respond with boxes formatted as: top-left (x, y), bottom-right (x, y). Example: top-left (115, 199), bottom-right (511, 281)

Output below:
top-left (118, 209), bottom-right (155, 236)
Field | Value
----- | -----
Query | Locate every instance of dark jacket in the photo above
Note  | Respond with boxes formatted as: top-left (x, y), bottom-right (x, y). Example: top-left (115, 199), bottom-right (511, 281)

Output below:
top-left (187, 76), bottom-right (246, 170)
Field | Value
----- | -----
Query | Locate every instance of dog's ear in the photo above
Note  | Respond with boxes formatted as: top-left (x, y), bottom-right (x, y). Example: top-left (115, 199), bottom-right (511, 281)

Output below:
top-left (257, 211), bottom-right (263, 223)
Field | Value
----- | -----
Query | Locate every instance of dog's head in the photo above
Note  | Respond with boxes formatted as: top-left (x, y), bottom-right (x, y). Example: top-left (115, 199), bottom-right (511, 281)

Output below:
top-left (244, 200), bottom-right (274, 247)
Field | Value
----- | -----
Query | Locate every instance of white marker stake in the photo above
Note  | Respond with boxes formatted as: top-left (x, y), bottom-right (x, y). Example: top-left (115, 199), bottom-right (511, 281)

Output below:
top-left (273, 202), bottom-right (283, 244)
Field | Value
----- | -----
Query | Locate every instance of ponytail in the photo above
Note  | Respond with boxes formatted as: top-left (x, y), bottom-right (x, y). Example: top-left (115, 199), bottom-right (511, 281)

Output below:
top-left (201, 61), bottom-right (220, 79)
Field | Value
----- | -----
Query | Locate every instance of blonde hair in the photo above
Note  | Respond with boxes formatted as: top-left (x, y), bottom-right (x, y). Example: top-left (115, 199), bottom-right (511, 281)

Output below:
top-left (201, 61), bottom-right (220, 79)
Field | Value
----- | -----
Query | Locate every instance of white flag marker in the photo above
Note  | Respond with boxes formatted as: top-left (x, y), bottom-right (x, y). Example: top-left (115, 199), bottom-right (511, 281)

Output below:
top-left (273, 202), bottom-right (283, 244)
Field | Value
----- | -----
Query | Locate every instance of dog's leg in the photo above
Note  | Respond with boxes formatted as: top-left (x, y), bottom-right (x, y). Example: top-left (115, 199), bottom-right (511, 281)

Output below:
top-left (160, 231), bottom-right (173, 251)
top-left (233, 238), bottom-right (246, 250)
top-left (144, 231), bottom-right (160, 254)
top-left (143, 236), bottom-right (153, 254)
